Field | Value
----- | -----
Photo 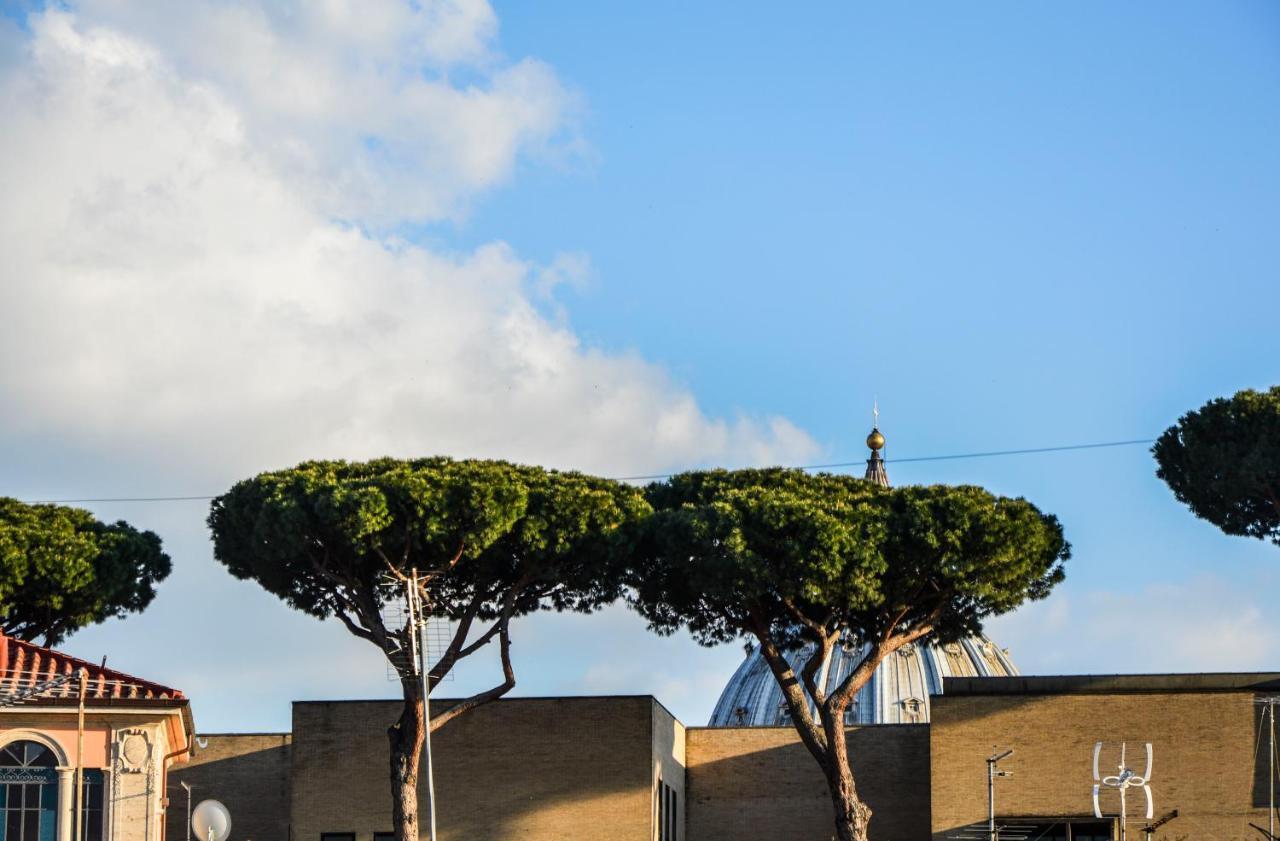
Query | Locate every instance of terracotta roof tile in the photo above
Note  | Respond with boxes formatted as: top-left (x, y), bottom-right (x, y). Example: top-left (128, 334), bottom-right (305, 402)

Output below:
top-left (0, 633), bottom-right (183, 701)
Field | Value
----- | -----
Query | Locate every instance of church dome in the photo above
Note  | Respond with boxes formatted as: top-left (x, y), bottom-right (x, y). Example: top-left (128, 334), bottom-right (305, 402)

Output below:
top-left (707, 635), bottom-right (1018, 726)
top-left (708, 411), bottom-right (1019, 727)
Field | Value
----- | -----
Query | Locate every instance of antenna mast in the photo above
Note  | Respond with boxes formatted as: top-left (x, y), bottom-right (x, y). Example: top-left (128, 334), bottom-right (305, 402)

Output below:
top-left (381, 570), bottom-right (443, 841)
top-left (1092, 741), bottom-right (1154, 841)
top-left (1255, 696), bottom-right (1280, 839)
top-left (987, 749), bottom-right (1013, 841)
top-left (409, 568), bottom-right (439, 841)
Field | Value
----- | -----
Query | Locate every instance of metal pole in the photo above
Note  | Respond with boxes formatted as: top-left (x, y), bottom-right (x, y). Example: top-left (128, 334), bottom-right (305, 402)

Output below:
top-left (413, 569), bottom-right (439, 841)
top-left (988, 757), bottom-right (996, 841)
top-left (1119, 785), bottom-right (1127, 841)
top-left (1270, 699), bottom-right (1276, 841)
top-left (987, 748), bottom-right (1012, 841)
top-left (73, 668), bottom-right (87, 841)
top-left (181, 782), bottom-right (193, 841)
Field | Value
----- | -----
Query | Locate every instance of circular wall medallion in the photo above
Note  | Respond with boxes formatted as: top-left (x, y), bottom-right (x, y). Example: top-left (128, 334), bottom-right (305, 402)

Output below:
top-left (121, 733), bottom-right (149, 770)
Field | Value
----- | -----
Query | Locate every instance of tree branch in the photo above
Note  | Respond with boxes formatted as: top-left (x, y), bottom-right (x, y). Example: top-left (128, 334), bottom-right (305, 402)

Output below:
top-left (372, 544), bottom-right (405, 582)
top-left (826, 640), bottom-right (883, 713)
top-left (419, 542), bottom-right (466, 589)
top-left (425, 595), bottom-right (483, 679)
top-left (745, 608), bottom-right (830, 769)
top-left (779, 596), bottom-right (830, 639)
top-left (330, 601), bottom-right (380, 647)
top-left (425, 574), bottom-right (530, 724)
top-left (799, 632), bottom-right (835, 707)
top-left (428, 611), bottom-right (517, 732)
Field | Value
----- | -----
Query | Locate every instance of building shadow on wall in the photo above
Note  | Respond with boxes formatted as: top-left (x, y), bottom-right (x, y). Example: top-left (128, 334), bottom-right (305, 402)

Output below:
top-left (166, 737), bottom-right (291, 841)
top-left (685, 725), bottom-right (931, 841)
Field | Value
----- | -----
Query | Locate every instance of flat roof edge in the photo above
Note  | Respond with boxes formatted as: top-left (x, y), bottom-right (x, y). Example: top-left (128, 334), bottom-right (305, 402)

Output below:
top-left (942, 672), bottom-right (1280, 695)
top-left (291, 694), bottom-right (666, 705)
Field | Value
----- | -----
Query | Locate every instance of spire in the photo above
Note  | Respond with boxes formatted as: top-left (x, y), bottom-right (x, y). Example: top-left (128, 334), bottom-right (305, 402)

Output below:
top-left (864, 404), bottom-right (889, 487)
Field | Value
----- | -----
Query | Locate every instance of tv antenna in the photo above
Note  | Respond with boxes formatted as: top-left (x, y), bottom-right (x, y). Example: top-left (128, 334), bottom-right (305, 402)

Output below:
top-left (987, 749), bottom-right (1014, 841)
top-left (379, 570), bottom-right (455, 841)
top-left (1092, 741), bottom-right (1153, 841)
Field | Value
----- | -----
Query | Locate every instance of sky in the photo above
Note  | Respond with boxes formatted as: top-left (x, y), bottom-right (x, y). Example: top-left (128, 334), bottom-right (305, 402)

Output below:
top-left (1, 0), bottom-right (1278, 733)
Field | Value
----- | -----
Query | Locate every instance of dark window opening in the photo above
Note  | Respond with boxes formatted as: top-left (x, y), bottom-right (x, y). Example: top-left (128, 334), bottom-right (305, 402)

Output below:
top-left (0, 740), bottom-right (61, 841)
top-left (998, 819), bottom-right (1113, 841)
top-left (655, 779), bottom-right (678, 841)
top-left (320, 833), bottom-right (355, 841)
top-left (77, 770), bottom-right (104, 841)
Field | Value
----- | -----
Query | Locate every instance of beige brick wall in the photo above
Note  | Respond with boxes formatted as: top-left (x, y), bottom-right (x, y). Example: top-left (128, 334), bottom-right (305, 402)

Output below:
top-left (930, 690), bottom-right (1269, 841)
top-left (651, 701), bottom-right (686, 840)
top-left (686, 724), bottom-right (931, 841)
top-left (290, 697), bottom-right (662, 841)
top-left (165, 733), bottom-right (291, 841)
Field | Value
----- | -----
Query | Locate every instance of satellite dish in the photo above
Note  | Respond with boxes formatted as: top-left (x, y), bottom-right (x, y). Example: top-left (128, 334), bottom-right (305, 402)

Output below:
top-left (192, 800), bottom-right (232, 841)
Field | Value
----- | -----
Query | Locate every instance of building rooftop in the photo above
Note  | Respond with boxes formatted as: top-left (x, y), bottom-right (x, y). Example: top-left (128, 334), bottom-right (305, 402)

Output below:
top-left (0, 632), bottom-right (185, 701)
top-left (943, 672), bottom-right (1280, 695)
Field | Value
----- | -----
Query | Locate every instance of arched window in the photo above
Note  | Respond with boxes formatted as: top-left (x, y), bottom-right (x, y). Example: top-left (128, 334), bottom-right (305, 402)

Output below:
top-left (0, 739), bottom-right (103, 841)
top-left (0, 739), bottom-right (59, 841)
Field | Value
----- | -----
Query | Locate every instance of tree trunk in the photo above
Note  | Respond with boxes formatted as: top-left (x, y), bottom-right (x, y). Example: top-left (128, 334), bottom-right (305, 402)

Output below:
top-left (821, 703), bottom-right (873, 841)
top-left (825, 760), bottom-right (873, 841)
top-left (388, 677), bottom-right (425, 841)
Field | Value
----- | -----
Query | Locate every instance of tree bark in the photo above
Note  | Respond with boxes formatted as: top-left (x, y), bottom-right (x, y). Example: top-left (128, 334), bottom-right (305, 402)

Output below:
top-left (821, 697), bottom-right (873, 841)
top-left (388, 676), bottom-right (425, 841)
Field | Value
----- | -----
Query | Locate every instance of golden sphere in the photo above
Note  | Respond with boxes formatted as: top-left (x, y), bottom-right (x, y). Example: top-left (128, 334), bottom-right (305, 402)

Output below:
top-left (866, 428), bottom-right (885, 451)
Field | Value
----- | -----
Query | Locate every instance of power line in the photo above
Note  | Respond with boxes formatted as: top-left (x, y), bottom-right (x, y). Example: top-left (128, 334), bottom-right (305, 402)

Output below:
top-left (610, 438), bottom-right (1156, 481)
top-left (22, 436), bottom-right (1156, 504)
top-left (23, 494), bottom-right (216, 504)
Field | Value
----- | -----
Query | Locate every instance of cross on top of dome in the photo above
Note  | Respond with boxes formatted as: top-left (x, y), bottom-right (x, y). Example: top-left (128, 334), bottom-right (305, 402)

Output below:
top-left (864, 403), bottom-right (889, 488)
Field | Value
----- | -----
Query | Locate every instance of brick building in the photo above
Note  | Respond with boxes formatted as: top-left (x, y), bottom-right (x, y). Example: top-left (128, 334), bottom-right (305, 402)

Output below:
top-left (168, 673), bottom-right (1280, 841)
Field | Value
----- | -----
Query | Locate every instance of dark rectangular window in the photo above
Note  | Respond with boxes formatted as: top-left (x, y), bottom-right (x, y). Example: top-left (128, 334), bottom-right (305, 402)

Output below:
top-left (373, 834), bottom-right (395, 841)
top-left (1008, 820), bottom-right (1112, 841)
top-left (78, 769), bottom-right (104, 841)
top-left (0, 770), bottom-right (59, 841)
top-left (320, 833), bottom-right (355, 841)
top-left (1069, 822), bottom-right (1113, 841)
top-left (656, 781), bottom-right (666, 841)
top-left (654, 780), bottom-right (678, 841)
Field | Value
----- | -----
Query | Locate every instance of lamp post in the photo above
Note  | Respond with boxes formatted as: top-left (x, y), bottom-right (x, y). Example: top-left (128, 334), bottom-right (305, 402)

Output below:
top-left (987, 749), bottom-right (1014, 841)
top-left (180, 782), bottom-right (194, 841)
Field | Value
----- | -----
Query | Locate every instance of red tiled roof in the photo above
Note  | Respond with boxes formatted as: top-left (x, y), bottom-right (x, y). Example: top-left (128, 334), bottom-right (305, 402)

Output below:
top-left (0, 633), bottom-right (184, 701)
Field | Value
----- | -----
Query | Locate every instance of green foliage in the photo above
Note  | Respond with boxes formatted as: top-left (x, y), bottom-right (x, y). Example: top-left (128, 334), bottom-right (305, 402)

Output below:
top-left (0, 498), bottom-right (171, 646)
top-left (1154, 386), bottom-right (1280, 547)
top-left (627, 468), bottom-right (1069, 651)
top-left (208, 457), bottom-right (648, 635)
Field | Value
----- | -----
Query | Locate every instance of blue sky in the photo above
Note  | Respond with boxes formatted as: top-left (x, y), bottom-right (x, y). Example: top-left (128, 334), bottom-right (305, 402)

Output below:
top-left (1, 1), bottom-right (1278, 731)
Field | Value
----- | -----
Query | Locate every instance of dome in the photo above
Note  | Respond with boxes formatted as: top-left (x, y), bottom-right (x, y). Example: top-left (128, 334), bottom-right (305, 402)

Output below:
top-left (706, 412), bottom-right (1019, 727)
top-left (708, 635), bottom-right (1018, 726)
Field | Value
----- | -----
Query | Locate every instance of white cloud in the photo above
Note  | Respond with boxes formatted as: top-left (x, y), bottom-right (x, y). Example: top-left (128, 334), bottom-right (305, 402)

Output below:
top-left (0, 6), bottom-right (818, 484)
top-left (0, 2), bottom-right (819, 731)
top-left (46, 0), bottom-right (559, 224)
